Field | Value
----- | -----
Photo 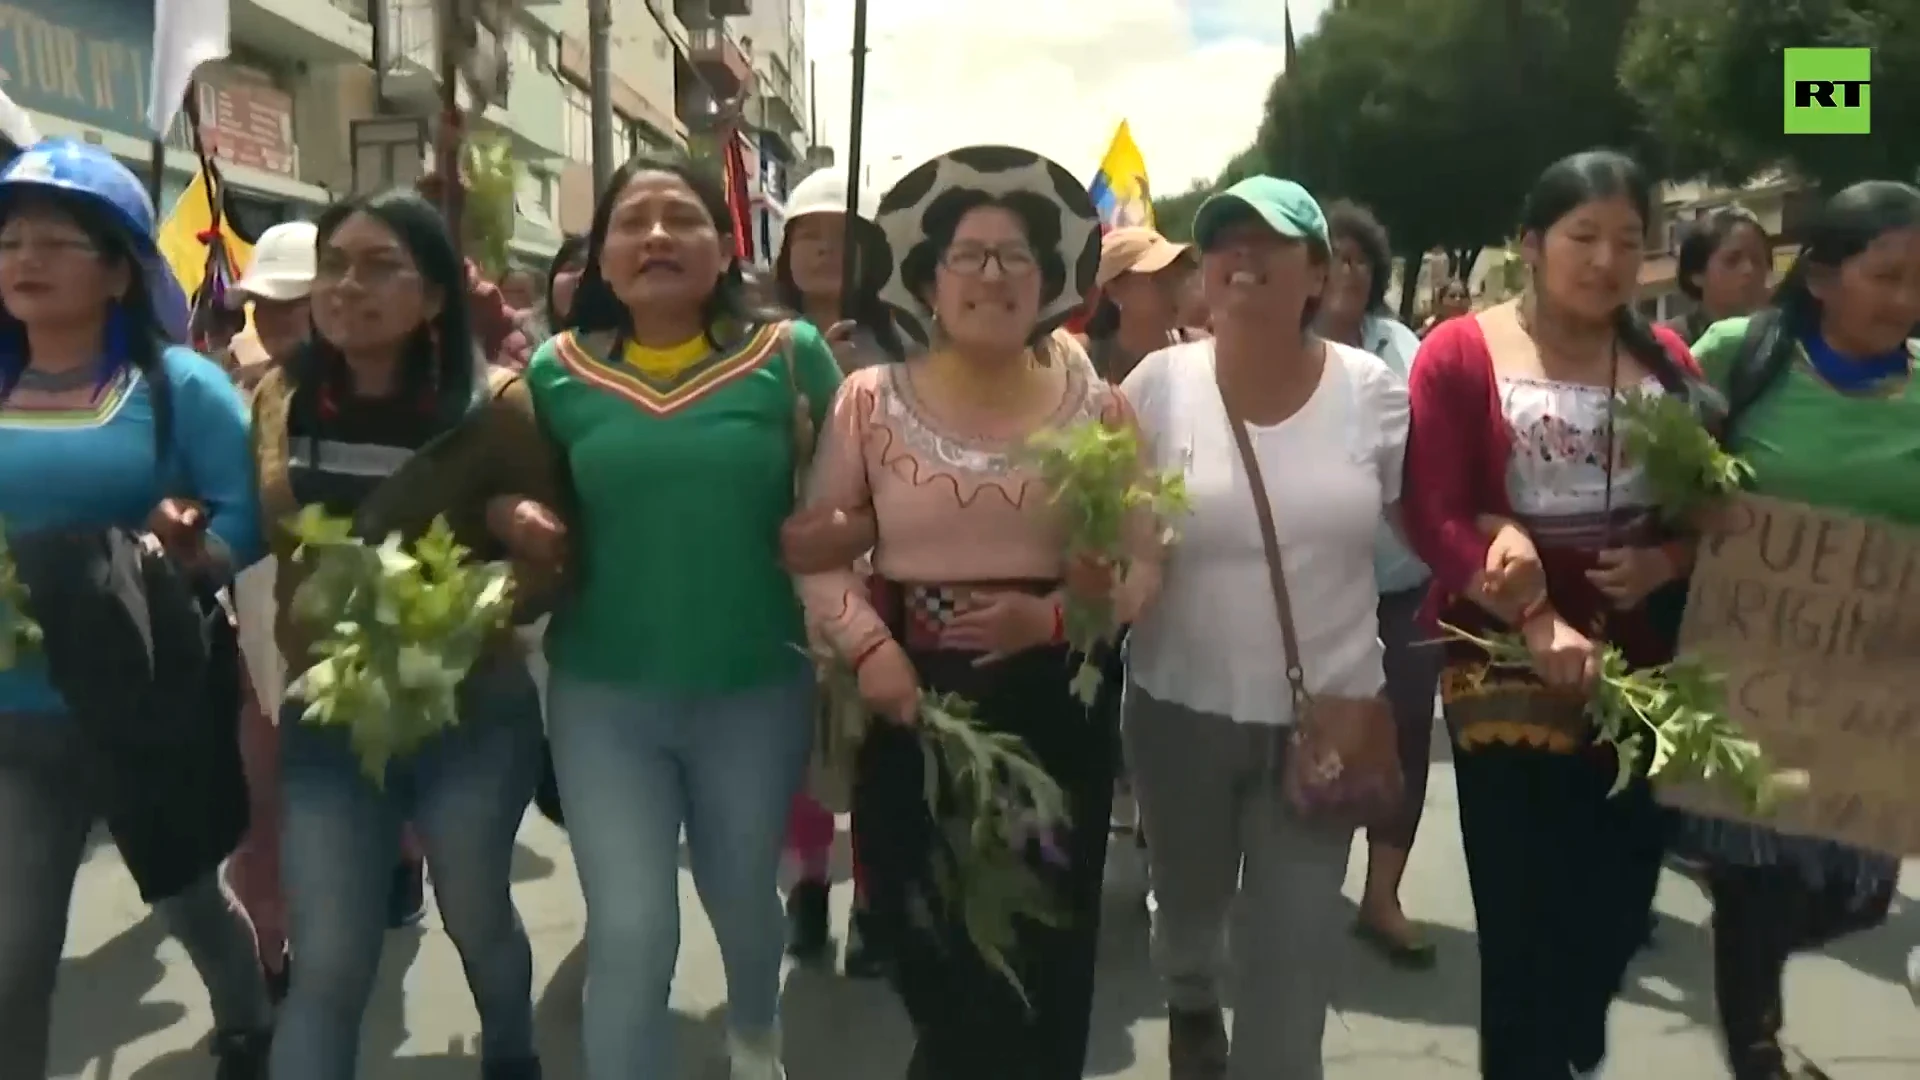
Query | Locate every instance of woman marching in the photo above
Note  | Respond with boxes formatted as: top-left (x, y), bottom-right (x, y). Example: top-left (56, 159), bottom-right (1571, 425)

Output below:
top-left (796, 145), bottom-right (1135, 1080)
top-left (530, 156), bottom-right (841, 1080)
top-left (1400, 150), bottom-right (1692, 1079)
top-left (1122, 177), bottom-right (1409, 1080)
top-left (257, 188), bottom-right (564, 1080)
top-left (1313, 199), bottom-right (1444, 969)
top-left (0, 139), bottom-right (273, 1078)
top-left (1680, 180), bottom-right (1920, 1080)
top-left (223, 218), bottom-right (320, 1003)
top-left (1669, 207), bottom-right (1772, 345)
top-left (1080, 225), bottom-right (1196, 382)
top-left (771, 164), bottom-right (900, 975)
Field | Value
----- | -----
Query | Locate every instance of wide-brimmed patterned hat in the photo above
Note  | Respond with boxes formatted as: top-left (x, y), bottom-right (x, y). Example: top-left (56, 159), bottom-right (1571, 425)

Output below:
top-left (873, 145), bottom-right (1100, 348)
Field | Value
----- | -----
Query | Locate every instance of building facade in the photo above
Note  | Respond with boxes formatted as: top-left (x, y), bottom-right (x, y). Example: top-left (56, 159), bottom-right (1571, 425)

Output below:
top-left (0, 0), bottom-right (698, 267)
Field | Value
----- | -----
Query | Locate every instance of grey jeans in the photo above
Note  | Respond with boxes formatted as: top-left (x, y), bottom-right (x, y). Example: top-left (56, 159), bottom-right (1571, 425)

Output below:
top-left (0, 718), bottom-right (271, 1078)
top-left (1123, 686), bottom-right (1352, 1080)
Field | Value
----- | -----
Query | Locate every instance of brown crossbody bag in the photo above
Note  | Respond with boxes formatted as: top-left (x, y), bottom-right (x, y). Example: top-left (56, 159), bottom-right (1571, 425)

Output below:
top-left (1221, 389), bottom-right (1406, 830)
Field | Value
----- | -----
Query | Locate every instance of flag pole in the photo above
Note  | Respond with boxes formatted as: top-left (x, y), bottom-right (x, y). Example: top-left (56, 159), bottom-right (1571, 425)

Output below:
top-left (837, 0), bottom-right (869, 319)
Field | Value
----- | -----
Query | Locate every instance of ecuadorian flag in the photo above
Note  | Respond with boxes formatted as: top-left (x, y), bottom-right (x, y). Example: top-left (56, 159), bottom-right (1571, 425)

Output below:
top-left (1088, 121), bottom-right (1154, 230)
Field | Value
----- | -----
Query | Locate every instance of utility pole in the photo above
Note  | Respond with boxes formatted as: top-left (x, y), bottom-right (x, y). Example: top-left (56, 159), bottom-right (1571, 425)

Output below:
top-left (588, 0), bottom-right (615, 197)
top-left (837, 0), bottom-right (868, 314)
top-left (436, 0), bottom-right (464, 259)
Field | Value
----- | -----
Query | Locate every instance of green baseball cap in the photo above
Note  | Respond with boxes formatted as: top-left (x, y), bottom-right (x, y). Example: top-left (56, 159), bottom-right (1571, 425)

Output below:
top-left (1192, 176), bottom-right (1329, 250)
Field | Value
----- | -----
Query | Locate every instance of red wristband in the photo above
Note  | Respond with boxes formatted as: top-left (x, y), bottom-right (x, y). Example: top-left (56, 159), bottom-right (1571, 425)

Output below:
top-left (850, 637), bottom-right (888, 671)
top-left (1516, 592), bottom-right (1552, 629)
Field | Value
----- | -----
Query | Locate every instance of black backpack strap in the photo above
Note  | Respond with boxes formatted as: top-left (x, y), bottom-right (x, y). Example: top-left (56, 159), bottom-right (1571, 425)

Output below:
top-left (1720, 309), bottom-right (1794, 445)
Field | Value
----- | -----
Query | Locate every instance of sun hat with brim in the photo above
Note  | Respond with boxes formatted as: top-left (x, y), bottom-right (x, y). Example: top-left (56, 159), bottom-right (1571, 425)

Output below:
top-left (1096, 226), bottom-right (1190, 287)
top-left (780, 166), bottom-right (891, 299)
top-left (229, 220), bottom-right (318, 308)
top-left (874, 144), bottom-right (1101, 348)
top-left (0, 139), bottom-right (190, 342)
top-left (1192, 175), bottom-right (1329, 251)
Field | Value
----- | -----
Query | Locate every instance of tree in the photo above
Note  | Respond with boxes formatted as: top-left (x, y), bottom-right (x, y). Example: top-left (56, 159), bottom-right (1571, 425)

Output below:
top-left (1620, 0), bottom-right (1919, 191)
top-left (461, 135), bottom-right (517, 280)
top-left (1260, 0), bottom-right (1652, 320)
top-left (1154, 182), bottom-right (1211, 242)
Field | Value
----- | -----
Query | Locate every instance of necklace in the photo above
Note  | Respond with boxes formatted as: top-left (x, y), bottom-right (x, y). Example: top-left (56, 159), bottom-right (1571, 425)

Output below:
top-left (13, 365), bottom-right (102, 394)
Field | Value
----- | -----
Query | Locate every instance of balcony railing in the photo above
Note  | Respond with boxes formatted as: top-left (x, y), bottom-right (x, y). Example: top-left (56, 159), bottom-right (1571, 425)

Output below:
top-left (380, 0), bottom-right (500, 81)
top-left (688, 24), bottom-right (751, 92)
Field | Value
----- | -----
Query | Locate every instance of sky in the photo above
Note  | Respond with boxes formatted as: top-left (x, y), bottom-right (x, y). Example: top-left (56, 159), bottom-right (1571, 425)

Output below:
top-left (801, 0), bottom-right (1332, 197)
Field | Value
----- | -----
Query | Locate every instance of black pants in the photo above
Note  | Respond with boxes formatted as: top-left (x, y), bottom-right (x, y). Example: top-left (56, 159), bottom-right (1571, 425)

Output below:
top-left (1453, 744), bottom-right (1665, 1079)
top-left (853, 641), bottom-right (1117, 1080)
top-left (1707, 862), bottom-right (1895, 1079)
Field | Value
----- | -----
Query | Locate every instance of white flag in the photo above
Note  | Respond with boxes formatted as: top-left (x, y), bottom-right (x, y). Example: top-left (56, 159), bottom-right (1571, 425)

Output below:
top-left (148, 0), bottom-right (232, 138)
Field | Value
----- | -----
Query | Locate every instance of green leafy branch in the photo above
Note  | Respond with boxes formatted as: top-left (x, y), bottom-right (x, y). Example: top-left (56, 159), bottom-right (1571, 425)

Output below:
top-left (1615, 389), bottom-right (1752, 524)
top-left (1027, 420), bottom-right (1189, 703)
top-left (0, 522), bottom-right (39, 671)
top-left (913, 690), bottom-right (1070, 1010)
top-left (1442, 623), bottom-right (1807, 812)
top-left (285, 506), bottom-right (516, 786)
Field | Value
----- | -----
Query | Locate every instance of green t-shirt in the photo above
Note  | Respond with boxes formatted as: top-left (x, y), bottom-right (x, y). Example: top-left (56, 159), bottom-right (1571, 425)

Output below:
top-left (527, 320), bottom-right (842, 692)
top-left (1694, 316), bottom-right (1920, 526)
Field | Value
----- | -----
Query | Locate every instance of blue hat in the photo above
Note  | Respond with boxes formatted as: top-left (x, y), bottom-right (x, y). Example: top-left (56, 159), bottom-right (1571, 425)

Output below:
top-left (1193, 176), bottom-right (1329, 250)
top-left (0, 139), bottom-right (189, 342)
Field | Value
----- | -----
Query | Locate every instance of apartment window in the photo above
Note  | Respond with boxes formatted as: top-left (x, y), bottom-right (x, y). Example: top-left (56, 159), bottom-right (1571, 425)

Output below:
top-left (512, 23), bottom-right (551, 75)
top-left (518, 167), bottom-right (557, 220)
top-left (563, 82), bottom-right (592, 163)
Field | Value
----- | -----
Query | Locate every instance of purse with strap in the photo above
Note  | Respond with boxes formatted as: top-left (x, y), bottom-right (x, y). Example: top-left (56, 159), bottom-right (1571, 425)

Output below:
top-left (1222, 391), bottom-right (1406, 830)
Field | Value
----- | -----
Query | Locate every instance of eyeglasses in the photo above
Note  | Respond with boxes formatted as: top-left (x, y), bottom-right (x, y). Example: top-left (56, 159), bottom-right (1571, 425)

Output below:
top-left (313, 255), bottom-right (418, 288)
top-left (942, 244), bottom-right (1038, 278)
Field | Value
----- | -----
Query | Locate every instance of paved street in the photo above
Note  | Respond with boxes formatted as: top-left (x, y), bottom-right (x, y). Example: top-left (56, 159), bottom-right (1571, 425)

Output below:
top-left (50, 749), bottom-right (1920, 1079)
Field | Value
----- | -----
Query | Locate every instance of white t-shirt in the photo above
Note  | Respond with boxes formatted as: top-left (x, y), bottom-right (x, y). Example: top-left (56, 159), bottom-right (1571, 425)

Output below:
top-left (1121, 338), bottom-right (1409, 726)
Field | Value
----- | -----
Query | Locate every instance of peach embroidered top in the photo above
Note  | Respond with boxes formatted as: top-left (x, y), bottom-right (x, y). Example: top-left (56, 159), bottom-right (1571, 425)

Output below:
top-left (798, 345), bottom-right (1132, 660)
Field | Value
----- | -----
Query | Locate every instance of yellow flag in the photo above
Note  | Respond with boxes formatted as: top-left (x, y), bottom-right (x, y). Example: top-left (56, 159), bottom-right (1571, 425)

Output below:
top-left (1091, 121), bottom-right (1154, 229)
top-left (157, 169), bottom-right (253, 301)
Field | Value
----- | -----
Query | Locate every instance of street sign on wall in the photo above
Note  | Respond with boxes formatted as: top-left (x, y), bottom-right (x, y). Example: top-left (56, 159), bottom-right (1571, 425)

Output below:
top-left (0, 0), bottom-right (164, 139)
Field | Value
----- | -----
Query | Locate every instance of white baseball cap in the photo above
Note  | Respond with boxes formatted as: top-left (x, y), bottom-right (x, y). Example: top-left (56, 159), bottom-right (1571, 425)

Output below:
top-left (230, 221), bottom-right (318, 306)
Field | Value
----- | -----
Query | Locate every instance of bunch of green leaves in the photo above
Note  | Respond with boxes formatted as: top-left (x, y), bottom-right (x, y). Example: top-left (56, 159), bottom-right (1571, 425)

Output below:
top-left (1027, 420), bottom-right (1189, 702)
top-left (0, 521), bottom-right (39, 670)
top-left (1615, 389), bottom-right (1752, 524)
top-left (914, 690), bottom-right (1071, 1010)
top-left (1443, 624), bottom-right (1808, 812)
top-left (285, 506), bottom-right (515, 786)
top-left (460, 135), bottom-right (517, 282)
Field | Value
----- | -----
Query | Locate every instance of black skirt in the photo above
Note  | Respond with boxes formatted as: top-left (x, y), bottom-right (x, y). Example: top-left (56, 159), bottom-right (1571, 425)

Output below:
top-left (853, 578), bottom-right (1118, 1080)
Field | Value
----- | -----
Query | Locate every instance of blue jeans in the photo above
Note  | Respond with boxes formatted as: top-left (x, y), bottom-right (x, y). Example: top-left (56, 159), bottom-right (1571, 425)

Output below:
top-left (547, 669), bottom-right (814, 1080)
top-left (270, 659), bottom-right (543, 1080)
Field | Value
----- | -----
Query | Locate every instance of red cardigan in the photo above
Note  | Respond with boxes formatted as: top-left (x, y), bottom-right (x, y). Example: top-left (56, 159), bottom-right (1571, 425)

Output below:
top-left (1400, 314), bottom-right (1700, 642)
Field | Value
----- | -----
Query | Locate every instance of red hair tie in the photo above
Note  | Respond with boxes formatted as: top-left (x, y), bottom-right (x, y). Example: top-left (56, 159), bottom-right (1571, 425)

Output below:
top-left (195, 227), bottom-right (222, 244)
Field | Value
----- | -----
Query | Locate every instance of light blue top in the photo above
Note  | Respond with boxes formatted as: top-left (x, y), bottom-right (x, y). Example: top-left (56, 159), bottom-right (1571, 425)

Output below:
top-left (1362, 314), bottom-right (1431, 594)
top-left (0, 346), bottom-right (259, 716)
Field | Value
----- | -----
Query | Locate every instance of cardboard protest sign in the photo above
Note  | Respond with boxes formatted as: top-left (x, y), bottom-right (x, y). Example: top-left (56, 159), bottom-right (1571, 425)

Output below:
top-left (1663, 494), bottom-right (1920, 855)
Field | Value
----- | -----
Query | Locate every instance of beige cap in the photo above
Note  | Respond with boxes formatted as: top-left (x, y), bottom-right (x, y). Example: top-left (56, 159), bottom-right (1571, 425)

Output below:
top-left (1096, 226), bottom-right (1189, 287)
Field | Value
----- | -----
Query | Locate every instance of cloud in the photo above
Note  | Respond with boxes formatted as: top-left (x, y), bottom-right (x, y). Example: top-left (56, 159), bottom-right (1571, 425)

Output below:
top-left (802, 0), bottom-right (1329, 196)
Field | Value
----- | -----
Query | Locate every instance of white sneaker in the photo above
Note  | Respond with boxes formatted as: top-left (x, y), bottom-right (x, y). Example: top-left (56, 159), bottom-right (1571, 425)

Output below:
top-left (728, 1028), bottom-right (786, 1080)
